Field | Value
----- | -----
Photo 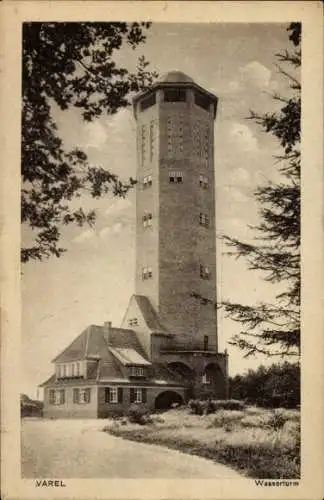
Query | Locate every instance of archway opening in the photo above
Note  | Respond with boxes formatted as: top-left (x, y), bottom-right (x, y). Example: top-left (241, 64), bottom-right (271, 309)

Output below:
top-left (154, 391), bottom-right (184, 410)
top-left (167, 362), bottom-right (195, 400)
top-left (202, 362), bottom-right (226, 399)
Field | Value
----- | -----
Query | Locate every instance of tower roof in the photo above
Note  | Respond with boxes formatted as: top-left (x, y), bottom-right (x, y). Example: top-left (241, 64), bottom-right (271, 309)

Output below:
top-left (159, 71), bottom-right (195, 84)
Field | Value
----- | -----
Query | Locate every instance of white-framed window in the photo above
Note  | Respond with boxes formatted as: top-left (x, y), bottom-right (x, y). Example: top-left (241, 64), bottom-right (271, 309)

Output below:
top-left (110, 387), bottom-right (118, 403)
top-left (142, 213), bottom-right (153, 227)
top-left (128, 318), bottom-right (138, 327)
top-left (199, 174), bottom-right (208, 189)
top-left (134, 388), bottom-right (143, 403)
top-left (142, 266), bottom-right (153, 280)
top-left (130, 366), bottom-right (144, 377)
top-left (169, 171), bottom-right (183, 183)
top-left (199, 212), bottom-right (209, 227)
top-left (49, 388), bottom-right (65, 405)
top-left (143, 175), bottom-right (152, 188)
top-left (200, 264), bottom-right (210, 280)
top-left (73, 387), bottom-right (91, 404)
top-left (105, 387), bottom-right (123, 404)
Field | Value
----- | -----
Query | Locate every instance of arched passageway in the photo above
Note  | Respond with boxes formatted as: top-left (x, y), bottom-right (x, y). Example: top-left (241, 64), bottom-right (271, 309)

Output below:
top-left (154, 391), bottom-right (184, 410)
top-left (167, 362), bottom-right (195, 400)
top-left (202, 362), bottom-right (226, 399)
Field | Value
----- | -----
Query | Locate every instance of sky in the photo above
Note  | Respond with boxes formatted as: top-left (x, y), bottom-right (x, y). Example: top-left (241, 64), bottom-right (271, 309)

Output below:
top-left (22, 22), bottom-right (295, 398)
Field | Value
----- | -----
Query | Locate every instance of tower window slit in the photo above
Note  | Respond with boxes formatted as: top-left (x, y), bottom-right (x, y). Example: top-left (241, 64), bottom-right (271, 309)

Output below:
top-left (142, 213), bottom-right (153, 227)
top-left (142, 266), bottom-right (153, 280)
top-left (199, 212), bottom-right (209, 227)
top-left (143, 175), bottom-right (152, 188)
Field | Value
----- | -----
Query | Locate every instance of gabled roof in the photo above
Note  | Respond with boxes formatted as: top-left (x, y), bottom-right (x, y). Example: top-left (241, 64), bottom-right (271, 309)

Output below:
top-left (107, 327), bottom-right (148, 358)
top-left (109, 347), bottom-right (151, 366)
top-left (132, 295), bottom-right (171, 335)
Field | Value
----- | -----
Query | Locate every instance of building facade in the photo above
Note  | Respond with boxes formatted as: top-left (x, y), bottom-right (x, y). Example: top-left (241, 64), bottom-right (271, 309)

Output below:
top-left (41, 71), bottom-right (228, 418)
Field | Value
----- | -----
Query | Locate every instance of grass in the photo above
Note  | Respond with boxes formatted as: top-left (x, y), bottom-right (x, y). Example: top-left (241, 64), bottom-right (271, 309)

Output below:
top-left (103, 405), bottom-right (300, 479)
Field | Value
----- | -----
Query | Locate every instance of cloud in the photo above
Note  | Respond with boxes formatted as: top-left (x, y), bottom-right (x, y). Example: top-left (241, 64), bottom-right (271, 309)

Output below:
top-left (229, 61), bottom-right (273, 92)
top-left (222, 186), bottom-right (249, 203)
top-left (73, 229), bottom-right (96, 243)
top-left (229, 122), bottom-right (259, 153)
top-left (105, 198), bottom-right (133, 218)
top-left (84, 121), bottom-right (107, 149)
top-left (99, 222), bottom-right (123, 238)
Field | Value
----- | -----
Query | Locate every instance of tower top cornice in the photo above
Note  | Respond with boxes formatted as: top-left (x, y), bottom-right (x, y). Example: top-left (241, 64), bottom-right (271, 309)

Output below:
top-left (132, 70), bottom-right (218, 119)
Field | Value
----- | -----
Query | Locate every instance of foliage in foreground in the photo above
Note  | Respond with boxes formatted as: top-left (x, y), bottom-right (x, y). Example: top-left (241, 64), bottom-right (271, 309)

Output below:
top-left (221, 23), bottom-right (301, 358)
top-left (22, 22), bottom-right (157, 262)
top-left (104, 406), bottom-right (300, 479)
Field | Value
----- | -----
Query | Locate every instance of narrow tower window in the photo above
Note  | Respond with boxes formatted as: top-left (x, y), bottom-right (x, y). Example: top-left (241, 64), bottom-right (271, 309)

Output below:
top-left (200, 264), bottom-right (210, 279)
top-left (142, 213), bottom-right (153, 227)
top-left (199, 213), bottom-right (209, 227)
top-left (142, 267), bottom-right (153, 280)
top-left (143, 175), bottom-right (152, 188)
top-left (199, 174), bottom-right (208, 188)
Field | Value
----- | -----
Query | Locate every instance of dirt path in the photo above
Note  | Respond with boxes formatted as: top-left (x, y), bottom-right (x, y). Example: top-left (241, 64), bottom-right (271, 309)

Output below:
top-left (21, 418), bottom-right (241, 478)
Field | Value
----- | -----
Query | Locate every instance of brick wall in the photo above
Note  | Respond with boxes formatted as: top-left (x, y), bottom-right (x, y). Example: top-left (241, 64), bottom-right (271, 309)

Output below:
top-left (43, 385), bottom-right (98, 419)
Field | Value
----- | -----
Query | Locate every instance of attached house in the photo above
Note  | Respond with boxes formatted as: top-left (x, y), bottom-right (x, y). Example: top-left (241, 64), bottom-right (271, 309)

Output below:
top-left (41, 295), bottom-right (187, 418)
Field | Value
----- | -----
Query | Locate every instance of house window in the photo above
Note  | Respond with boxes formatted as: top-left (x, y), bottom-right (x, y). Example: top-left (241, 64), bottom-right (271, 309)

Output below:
top-left (199, 213), bottom-right (209, 227)
top-left (130, 366), bottom-right (144, 377)
top-left (142, 213), bottom-right (153, 227)
top-left (140, 92), bottom-right (156, 111)
top-left (49, 389), bottom-right (65, 405)
top-left (143, 175), bottom-right (152, 188)
top-left (169, 171), bottom-right (183, 183)
top-left (142, 266), bottom-right (153, 280)
top-left (199, 174), bottom-right (208, 189)
top-left (130, 388), bottom-right (147, 404)
top-left (164, 88), bottom-right (187, 102)
top-left (128, 318), bottom-right (139, 327)
top-left (200, 264), bottom-right (210, 279)
top-left (105, 387), bottom-right (123, 404)
top-left (73, 388), bottom-right (91, 404)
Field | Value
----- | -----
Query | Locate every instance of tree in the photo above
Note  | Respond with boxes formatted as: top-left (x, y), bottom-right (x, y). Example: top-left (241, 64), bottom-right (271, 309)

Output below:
top-left (22, 22), bottom-right (157, 262)
top-left (221, 23), bottom-right (301, 358)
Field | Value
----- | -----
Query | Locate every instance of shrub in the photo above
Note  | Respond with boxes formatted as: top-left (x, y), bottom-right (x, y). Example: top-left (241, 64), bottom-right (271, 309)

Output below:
top-left (212, 399), bottom-right (246, 411)
top-left (205, 399), bottom-right (216, 415)
top-left (127, 404), bottom-right (150, 425)
top-left (188, 399), bottom-right (204, 415)
top-left (267, 409), bottom-right (288, 430)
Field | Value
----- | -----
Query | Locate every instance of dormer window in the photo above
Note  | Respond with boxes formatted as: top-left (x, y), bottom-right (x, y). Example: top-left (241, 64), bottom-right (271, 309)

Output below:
top-left (130, 366), bottom-right (144, 377)
top-left (57, 361), bottom-right (84, 379)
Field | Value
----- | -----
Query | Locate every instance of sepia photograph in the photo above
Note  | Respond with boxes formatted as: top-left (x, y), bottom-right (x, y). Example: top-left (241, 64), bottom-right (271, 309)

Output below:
top-left (21, 20), bottom-right (301, 480)
top-left (1, 2), bottom-right (323, 499)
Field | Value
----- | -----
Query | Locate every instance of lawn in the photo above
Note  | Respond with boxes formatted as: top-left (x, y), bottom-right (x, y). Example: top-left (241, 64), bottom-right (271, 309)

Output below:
top-left (103, 403), bottom-right (300, 479)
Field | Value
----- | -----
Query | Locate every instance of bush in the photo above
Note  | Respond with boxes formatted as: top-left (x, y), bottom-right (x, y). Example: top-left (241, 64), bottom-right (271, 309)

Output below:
top-left (188, 399), bottom-right (204, 415)
top-left (127, 404), bottom-right (150, 425)
top-left (212, 399), bottom-right (246, 411)
top-left (267, 409), bottom-right (288, 430)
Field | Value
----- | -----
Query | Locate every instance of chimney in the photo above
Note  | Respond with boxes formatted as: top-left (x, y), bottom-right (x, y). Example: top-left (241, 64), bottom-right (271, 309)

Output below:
top-left (103, 321), bottom-right (112, 344)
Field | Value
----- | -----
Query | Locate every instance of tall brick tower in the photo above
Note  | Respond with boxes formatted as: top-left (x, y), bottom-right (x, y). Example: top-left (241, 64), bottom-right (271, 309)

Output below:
top-left (124, 71), bottom-right (228, 399)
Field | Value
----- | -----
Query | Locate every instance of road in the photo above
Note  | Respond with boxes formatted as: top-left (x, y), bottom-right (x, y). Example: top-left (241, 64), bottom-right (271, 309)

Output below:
top-left (21, 418), bottom-right (241, 479)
